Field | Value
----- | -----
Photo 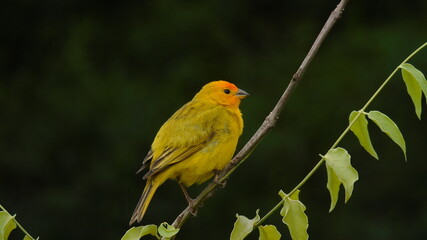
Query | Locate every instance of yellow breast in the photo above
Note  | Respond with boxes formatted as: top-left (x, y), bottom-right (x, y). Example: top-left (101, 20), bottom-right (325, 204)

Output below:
top-left (159, 105), bottom-right (243, 186)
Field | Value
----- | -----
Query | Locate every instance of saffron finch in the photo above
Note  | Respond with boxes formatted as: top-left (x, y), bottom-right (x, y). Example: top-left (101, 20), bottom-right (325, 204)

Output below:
top-left (129, 80), bottom-right (249, 225)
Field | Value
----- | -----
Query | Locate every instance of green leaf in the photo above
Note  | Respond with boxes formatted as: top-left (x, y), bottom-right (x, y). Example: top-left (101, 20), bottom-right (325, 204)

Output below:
top-left (279, 190), bottom-right (309, 240)
top-left (230, 210), bottom-right (260, 240)
top-left (121, 225), bottom-right (160, 240)
top-left (324, 148), bottom-right (359, 207)
top-left (326, 163), bottom-right (341, 212)
top-left (158, 223), bottom-right (179, 239)
top-left (401, 65), bottom-right (422, 119)
top-left (23, 236), bottom-right (32, 240)
top-left (349, 111), bottom-right (378, 159)
top-left (401, 63), bottom-right (427, 102)
top-left (0, 212), bottom-right (17, 240)
top-left (400, 63), bottom-right (427, 119)
top-left (258, 225), bottom-right (281, 240)
top-left (367, 111), bottom-right (407, 160)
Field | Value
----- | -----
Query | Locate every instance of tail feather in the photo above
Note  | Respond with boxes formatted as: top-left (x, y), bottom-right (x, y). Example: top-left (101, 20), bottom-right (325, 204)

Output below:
top-left (129, 180), bottom-right (159, 225)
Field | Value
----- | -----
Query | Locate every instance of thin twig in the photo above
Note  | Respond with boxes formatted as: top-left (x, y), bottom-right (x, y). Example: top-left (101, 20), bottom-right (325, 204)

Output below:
top-left (169, 0), bottom-right (350, 235)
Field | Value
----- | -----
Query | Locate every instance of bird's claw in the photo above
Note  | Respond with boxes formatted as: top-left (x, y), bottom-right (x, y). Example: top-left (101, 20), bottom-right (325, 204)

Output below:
top-left (213, 174), bottom-right (227, 188)
top-left (186, 198), bottom-right (198, 217)
top-left (189, 206), bottom-right (198, 217)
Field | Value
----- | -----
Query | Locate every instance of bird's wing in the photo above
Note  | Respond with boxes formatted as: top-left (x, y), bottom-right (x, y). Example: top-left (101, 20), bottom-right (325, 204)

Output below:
top-left (142, 101), bottom-right (218, 179)
top-left (136, 149), bottom-right (153, 174)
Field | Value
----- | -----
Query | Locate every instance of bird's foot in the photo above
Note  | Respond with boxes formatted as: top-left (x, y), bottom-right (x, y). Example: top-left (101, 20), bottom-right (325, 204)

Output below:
top-left (185, 197), bottom-right (199, 217)
top-left (188, 203), bottom-right (198, 217)
top-left (179, 182), bottom-right (198, 216)
top-left (213, 170), bottom-right (227, 188)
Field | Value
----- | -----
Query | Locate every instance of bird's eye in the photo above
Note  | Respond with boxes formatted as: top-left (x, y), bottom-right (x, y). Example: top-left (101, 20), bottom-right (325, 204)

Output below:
top-left (223, 89), bottom-right (231, 94)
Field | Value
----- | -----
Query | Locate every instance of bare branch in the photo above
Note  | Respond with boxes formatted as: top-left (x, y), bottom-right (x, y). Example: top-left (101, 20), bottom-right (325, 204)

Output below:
top-left (170, 0), bottom-right (350, 233)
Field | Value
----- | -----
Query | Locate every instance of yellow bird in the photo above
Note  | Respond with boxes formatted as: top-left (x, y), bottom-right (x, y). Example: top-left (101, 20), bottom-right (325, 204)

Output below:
top-left (129, 80), bottom-right (249, 225)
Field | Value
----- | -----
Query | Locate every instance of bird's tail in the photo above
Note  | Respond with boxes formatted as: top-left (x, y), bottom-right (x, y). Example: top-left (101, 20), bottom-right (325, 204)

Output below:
top-left (129, 178), bottom-right (161, 225)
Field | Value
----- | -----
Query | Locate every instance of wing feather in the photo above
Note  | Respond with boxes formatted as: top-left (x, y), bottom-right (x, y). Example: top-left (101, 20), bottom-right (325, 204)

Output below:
top-left (136, 149), bottom-right (154, 174)
top-left (140, 101), bottom-right (218, 178)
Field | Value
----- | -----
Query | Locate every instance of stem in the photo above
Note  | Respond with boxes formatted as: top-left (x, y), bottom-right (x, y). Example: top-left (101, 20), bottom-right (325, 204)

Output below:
top-left (367, 41), bottom-right (427, 110)
top-left (255, 158), bottom-right (326, 228)
top-left (254, 41), bottom-right (427, 228)
top-left (255, 201), bottom-right (283, 228)
top-left (0, 204), bottom-right (37, 240)
top-left (331, 41), bottom-right (427, 150)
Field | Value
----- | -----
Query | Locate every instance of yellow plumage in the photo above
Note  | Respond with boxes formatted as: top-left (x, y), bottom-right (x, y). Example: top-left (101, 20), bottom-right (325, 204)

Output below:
top-left (129, 80), bottom-right (249, 225)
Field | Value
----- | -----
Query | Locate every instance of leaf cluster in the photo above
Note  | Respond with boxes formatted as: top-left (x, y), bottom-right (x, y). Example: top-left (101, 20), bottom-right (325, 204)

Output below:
top-left (225, 46), bottom-right (427, 240)
top-left (121, 223), bottom-right (179, 240)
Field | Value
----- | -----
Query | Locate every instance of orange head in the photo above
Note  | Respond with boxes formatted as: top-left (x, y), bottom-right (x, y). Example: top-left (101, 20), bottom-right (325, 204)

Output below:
top-left (193, 80), bottom-right (249, 107)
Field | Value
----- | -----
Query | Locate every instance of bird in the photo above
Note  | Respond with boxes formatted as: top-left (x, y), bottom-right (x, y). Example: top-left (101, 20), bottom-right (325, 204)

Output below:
top-left (129, 80), bottom-right (249, 225)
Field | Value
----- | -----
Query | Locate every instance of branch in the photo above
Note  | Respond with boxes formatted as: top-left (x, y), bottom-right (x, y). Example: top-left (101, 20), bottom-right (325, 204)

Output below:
top-left (170, 0), bottom-right (350, 233)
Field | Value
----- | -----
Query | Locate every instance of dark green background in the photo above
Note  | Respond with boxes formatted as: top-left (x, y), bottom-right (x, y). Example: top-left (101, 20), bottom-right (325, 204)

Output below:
top-left (1, 0), bottom-right (427, 239)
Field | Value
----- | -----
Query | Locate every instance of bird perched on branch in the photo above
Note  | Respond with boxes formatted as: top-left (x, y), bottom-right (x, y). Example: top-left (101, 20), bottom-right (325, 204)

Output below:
top-left (129, 80), bottom-right (249, 225)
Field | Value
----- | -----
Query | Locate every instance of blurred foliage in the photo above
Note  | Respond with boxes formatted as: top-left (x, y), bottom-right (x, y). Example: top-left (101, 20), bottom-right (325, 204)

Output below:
top-left (1, 0), bottom-right (427, 239)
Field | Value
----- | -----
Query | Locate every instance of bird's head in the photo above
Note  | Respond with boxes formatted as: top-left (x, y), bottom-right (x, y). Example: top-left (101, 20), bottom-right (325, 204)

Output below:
top-left (194, 80), bottom-right (249, 107)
